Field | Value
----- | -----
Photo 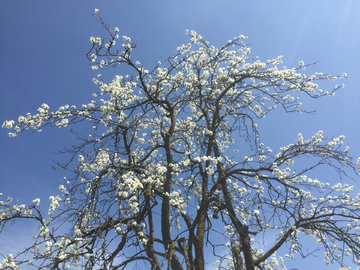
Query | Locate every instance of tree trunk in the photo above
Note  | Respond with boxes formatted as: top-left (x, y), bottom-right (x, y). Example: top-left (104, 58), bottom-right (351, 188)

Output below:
top-left (232, 244), bottom-right (244, 270)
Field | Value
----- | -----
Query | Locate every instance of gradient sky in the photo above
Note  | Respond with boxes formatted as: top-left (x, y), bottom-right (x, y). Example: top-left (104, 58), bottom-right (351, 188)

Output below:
top-left (1, 1), bottom-right (360, 269)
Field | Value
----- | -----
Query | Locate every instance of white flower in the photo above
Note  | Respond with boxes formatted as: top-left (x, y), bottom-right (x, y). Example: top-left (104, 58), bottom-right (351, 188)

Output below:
top-left (58, 185), bottom-right (66, 192)
top-left (32, 198), bottom-right (40, 206)
top-left (2, 120), bottom-right (15, 129)
top-left (42, 103), bottom-right (49, 110)
top-left (94, 8), bottom-right (99, 14)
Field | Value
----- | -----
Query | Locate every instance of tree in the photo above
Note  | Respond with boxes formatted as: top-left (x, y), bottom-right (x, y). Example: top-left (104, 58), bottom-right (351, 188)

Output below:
top-left (1, 13), bottom-right (360, 270)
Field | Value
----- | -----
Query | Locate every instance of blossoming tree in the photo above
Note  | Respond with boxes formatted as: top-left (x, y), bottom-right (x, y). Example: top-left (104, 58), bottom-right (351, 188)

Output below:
top-left (1, 13), bottom-right (360, 270)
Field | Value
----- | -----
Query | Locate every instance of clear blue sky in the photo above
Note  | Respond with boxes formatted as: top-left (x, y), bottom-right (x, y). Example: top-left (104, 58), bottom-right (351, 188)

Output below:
top-left (1, 1), bottom-right (360, 269)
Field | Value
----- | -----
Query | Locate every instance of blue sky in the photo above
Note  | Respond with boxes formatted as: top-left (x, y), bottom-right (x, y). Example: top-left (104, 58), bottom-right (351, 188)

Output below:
top-left (1, 0), bottom-right (360, 269)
